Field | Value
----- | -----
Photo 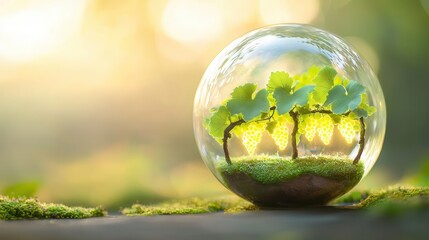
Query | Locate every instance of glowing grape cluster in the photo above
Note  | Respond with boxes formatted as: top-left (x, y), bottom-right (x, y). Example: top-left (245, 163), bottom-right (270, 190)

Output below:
top-left (317, 115), bottom-right (334, 145)
top-left (242, 122), bottom-right (266, 155)
top-left (302, 115), bottom-right (318, 142)
top-left (338, 116), bottom-right (361, 144)
top-left (270, 117), bottom-right (289, 150)
top-left (300, 114), bottom-right (334, 145)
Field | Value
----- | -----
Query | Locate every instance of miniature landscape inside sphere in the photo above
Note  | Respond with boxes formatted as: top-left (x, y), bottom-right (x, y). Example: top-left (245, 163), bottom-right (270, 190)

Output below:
top-left (193, 24), bottom-right (386, 207)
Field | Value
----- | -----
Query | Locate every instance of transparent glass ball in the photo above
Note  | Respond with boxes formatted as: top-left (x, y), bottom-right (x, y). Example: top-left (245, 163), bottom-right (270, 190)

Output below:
top-left (193, 24), bottom-right (386, 207)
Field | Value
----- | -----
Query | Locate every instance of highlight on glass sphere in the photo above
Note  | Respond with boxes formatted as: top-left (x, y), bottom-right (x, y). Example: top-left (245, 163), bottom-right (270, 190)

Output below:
top-left (193, 24), bottom-right (386, 207)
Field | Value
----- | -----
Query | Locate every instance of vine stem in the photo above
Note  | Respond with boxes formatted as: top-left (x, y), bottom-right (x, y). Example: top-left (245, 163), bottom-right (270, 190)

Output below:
top-left (223, 119), bottom-right (245, 165)
top-left (307, 109), bottom-right (351, 116)
top-left (354, 117), bottom-right (365, 164)
top-left (309, 109), bottom-right (334, 114)
top-left (289, 110), bottom-right (299, 159)
top-left (222, 107), bottom-right (276, 165)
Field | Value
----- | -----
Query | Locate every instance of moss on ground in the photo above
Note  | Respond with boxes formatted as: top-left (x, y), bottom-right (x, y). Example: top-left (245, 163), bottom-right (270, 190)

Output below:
top-left (3, 186), bottom-right (425, 218)
top-left (0, 195), bottom-right (106, 220)
top-left (121, 196), bottom-right (257, 216)
top-left (358, 186), bottom-right (429, 208)
top-left (217, 155), bottom-right (364, 184)
top-left (121, 186), bottom-right (429, 216)
top-left (340, 186), bottom-right (429, 217)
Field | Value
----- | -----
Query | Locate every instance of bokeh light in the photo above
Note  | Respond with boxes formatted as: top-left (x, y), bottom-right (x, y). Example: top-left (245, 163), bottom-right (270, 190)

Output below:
top-left (161, 0), bottom-right (223, 44)
top-left (259, 0), bottom-right (320, 24)
top-left (0, 0), bottom-right (86, 61)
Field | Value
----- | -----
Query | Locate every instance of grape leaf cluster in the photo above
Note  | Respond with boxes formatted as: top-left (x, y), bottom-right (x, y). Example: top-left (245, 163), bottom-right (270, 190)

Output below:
top-left (204, 65), bottom-right (376, 157)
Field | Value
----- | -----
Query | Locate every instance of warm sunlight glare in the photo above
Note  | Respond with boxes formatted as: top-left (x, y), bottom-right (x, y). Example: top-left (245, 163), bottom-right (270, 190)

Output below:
top-left (0, 0), bottom-right (87, 61)
top-left (259, 0), bottom-right (320, 24)
top-left (162, 0), bottom-right (223, 44)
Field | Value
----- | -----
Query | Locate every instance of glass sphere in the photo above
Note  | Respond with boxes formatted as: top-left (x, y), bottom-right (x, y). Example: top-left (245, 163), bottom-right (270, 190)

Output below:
top-left (193, 24), bottom-right (386, 207)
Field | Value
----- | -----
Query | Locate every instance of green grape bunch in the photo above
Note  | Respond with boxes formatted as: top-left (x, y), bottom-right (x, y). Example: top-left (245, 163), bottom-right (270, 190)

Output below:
top-left (269, 116), bottom-right (290, 151)
top-left (301, 114), bottom-right (318, 142)
top-left (241, 122), bottom-right (266, 155)
top-left (338, 116), bottom-right (361, 144)
top-left (317, 114), bottom-right (335, 145)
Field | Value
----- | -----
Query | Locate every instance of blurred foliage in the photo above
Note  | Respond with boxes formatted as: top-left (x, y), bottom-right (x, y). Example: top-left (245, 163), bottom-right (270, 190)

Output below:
top-left (358, 186), bottom-right (429, 208)
top-left (359, 186), bottom-right (429, 218)
top-left (33, 145), bottom-right (228, 210)
top-left (0, 195), bottom-right (106, 220)
top-left (406, 158), bottom-right (429, 186)
top-left (366, 195), bottom-right (429, 218)
top-left (2, 181), bottom-right (40, 198)
top-left (335, 186), bottom-right (429, 218)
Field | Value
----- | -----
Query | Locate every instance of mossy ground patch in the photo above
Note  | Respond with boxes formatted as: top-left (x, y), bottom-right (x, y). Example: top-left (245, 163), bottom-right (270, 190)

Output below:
top-left (216, 155), bottom-right (364, 184)
top-left (358, 186), bottom-right (429, 208)
top-left (120, 186), bottom-right (429, 216)
top-left (0, 196), bottom-right (106, 220)
top-left (4, 186), bottom-right (427, 218)
top-left (121, 196), bottom-right (256, 216)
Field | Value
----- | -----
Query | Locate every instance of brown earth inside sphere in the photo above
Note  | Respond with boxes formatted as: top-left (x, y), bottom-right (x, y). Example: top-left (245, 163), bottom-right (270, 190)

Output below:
top-left (221, 172), bottom-right (361, 207)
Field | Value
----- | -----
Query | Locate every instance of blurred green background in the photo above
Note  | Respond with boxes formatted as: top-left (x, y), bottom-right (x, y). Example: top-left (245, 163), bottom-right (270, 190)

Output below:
top-left (0, 0), bottom-right (428, 210)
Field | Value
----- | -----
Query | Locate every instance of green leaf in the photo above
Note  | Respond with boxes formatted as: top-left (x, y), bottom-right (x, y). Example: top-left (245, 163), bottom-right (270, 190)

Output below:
top-left (206, 106), bottom-right (230, 144)
top-left (353, 94), bottom-right (376, 118)
top-left (352, 108), bottom-right (368, 118)
top-left (325, 80), bottom-right (366, 114)
top-left (311, 66), bottom-right (337, 104)
top-left (273, 85), bottom-right (315, 115)
top-left (333, 75), bottom-right (350, 86)
top-left (365, 105), bottom-right (376, 116)
top-left (267, 93), bottom-right (276, 106)
top-left (267, 71), bottom-right (293, 93)
top-left (294, 65), bottom-right (321, 90)
top-left (226, 83), bottom-right (270, 121)
top-left (266, 121), bottom-right (277, 134)
top-left (230, 83), bottom-right (257, 99)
